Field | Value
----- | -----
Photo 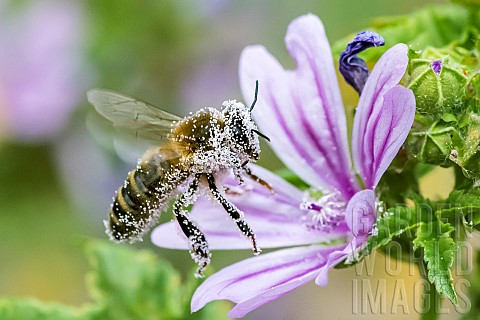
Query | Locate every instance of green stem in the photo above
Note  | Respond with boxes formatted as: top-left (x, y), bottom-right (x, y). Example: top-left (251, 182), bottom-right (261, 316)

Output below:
top-left (420, 262), bottom-right (440, 320)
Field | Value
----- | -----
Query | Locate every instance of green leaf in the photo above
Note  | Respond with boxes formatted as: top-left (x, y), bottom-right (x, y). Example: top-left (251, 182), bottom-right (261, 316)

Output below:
top-left (343, 194), bottom-right (435, 267)
top-left (436, 190), bottom-right (480, 232)
top-left (440, 113), bottom-right (458, 123)
top-left (85, 241), bottom-right (184, 320)
top-left (83, 240), bottom-right (228, 320)
top-left (413, 221), bottom-right (458, 304)
top-left (0, 298), bottom-right (96, 320)
top-left (360, 205), bottom-right (419, 258)
top-left (448, 189), bottom-right (480, 206)
top-left (0, 240), bottom-right (229, 320)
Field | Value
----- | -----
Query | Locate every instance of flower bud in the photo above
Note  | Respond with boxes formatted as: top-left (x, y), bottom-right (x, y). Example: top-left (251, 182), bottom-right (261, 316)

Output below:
top-left (465, 73), bottom-right (480, 112)
top-left (339, 31), bottom-right (385, 95)
top-left (406, 57), bottom-right (468, 115)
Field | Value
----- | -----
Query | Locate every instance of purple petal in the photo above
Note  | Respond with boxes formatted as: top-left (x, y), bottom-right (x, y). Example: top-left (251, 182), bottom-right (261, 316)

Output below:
top-left (356, 86), bottom-right (416, 189)
top-left (191, 245), bottom-right (343, 318)
top-left (344, 189), bottom-right (377, 237)
top-left (351, 44), bottom-right (414, 188)
top-left (315, 189), bottom-right (376, 285)
top-left (371, 87), bottom-right (415, 187)
top-left (240, 14), bottom-right (358, 199)
top-left (431, 60), bottom-right (442, 75)
top-left (314, 240), bottom-right (358, 286)
top-left (339, 31), bottom-right (385, 95)
top-left (151, 165), bottom-right (349, 250)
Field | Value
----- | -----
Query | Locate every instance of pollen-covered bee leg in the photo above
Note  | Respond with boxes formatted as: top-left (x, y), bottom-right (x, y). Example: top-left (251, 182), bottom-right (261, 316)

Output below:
top-left (173, 174), bottom-right (210, 278)
top-left (234, 169), bottom-right (245, 185)
top-left (242, 166), bottom-right (275, 194)
top-left (206, 173), bottom-right (261, 255)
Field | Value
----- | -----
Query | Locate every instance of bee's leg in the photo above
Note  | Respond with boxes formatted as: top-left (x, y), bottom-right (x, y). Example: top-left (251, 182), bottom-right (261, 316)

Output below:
top-left (232, 165), bottom-right (245, 185)
top-left (223, 186), bottom-right (246, 196)
top-left (206, 173), bottom-right (261, 255)
top-left (235, 171), bottom-right (245, 185)
top-left (242, 166), bottom-right (275, 194)
top-left (173, 174), bottom-right (210, 278)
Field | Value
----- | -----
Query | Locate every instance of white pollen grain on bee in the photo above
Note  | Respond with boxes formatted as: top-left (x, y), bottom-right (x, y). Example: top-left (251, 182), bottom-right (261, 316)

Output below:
top-left (90, 82), bottom-right (267, 273)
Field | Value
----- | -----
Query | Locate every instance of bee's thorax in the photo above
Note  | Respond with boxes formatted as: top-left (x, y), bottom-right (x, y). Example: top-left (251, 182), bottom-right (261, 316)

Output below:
top-left (107, 100), bottom-right (262, 245)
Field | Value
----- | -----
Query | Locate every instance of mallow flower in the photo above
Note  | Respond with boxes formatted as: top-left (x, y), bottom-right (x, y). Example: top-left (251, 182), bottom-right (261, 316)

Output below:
top-left (151, 14), bottom-right (415, 318)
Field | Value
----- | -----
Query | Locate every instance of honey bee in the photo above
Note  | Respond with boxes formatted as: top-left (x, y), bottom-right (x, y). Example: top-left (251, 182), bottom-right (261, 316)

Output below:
top-left (87, 82), bottom-right (272, 277)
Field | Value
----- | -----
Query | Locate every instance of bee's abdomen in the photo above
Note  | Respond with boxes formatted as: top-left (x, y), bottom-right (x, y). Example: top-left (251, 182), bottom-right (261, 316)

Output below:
top-left (107, 156), bottom-right (187, 243)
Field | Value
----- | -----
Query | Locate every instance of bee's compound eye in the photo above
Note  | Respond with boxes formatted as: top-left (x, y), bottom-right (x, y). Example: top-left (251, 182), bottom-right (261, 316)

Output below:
top-left (232, 124), bottom-right (243, 138)
top-left (231, 122), bottom-right (249, 145)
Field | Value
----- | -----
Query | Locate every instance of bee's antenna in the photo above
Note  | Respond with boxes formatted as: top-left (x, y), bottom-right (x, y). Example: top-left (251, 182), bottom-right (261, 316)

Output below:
top-left (249, 80), bottom-right (259, 112)
top-left (253, 129), bottom-right (270, 142)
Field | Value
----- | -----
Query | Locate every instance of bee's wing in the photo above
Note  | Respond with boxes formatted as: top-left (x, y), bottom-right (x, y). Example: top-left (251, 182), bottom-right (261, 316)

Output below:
top-left (87, 89), bottom-right (183, 163)
top-left (87, 89), bottom-right (182, 141)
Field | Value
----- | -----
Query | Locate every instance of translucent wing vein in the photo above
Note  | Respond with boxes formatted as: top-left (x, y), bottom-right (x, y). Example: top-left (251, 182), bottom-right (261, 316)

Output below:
top-left (87, 88), bottom-right (182, 143)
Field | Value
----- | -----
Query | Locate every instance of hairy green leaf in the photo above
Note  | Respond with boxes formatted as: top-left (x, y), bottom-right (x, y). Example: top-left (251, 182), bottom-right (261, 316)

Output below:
top-left (437, 190), bottom-right (480, 232)
top-left (0, 240), bottom-right (229, 320)
top-left (413, 222), bottom-right (458, 304)
top-left (361, 205), bottom-right (419, 258)
top-left (84, 240), bottom-right (228, 320)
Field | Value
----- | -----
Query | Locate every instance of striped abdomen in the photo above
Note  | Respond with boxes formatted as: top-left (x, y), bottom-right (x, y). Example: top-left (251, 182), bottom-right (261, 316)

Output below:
top-left (107, 149), bottom-right (188, 242)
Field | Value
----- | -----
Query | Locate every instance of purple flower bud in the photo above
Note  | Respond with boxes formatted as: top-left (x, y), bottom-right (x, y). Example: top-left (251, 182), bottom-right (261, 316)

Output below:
top-left (339, 31), bottom-right (385, 95)
top-left (431, 59), bottom-right (442, 75)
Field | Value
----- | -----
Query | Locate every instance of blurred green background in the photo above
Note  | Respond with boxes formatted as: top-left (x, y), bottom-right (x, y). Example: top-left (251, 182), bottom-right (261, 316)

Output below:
top-left (1, 0), bottom-right (469, 319)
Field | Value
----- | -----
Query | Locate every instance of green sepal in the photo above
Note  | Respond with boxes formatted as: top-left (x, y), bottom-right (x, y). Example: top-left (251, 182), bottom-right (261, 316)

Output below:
top-left (450, 114), bottom-right (480, 178)
top-left (405, 116), bottom-right (464, 166)
top-left (413, 221), bottom-right (458, 305)
top-left (465, 73), bottom-right (480, 112)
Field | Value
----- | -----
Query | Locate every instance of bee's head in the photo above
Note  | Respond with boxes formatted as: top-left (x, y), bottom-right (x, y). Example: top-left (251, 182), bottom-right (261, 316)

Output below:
top-left (222, 100), bottom-right (260, 161)
top-left (222, 81), bottom-right (269, 162)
